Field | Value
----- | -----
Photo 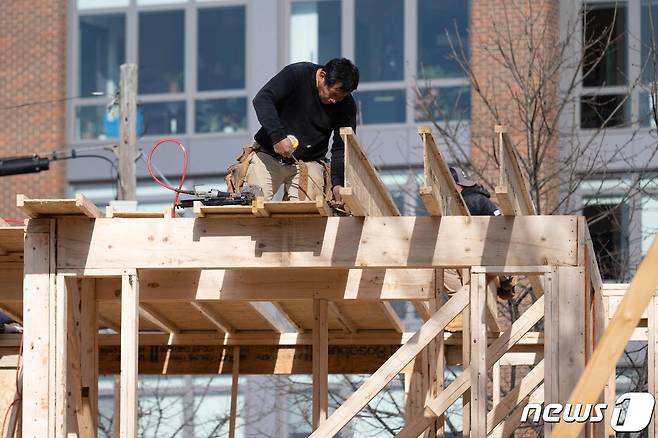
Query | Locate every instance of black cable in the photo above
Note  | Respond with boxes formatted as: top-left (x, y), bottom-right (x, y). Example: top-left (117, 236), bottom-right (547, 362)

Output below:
top-left (55, 154), bottom-right (121, 200)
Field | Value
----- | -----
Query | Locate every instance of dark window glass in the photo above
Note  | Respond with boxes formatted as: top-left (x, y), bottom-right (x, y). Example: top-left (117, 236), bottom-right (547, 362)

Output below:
top-left (415, 86), bottom-right (470, 122)
top-left (195, 98), bottom-right (247, 133)
top-left (417, 0), bottom-right (469, 79)
top-left (580, 94), bottom-right (629, 128)
top-left (198, 6), bottom-right (246, 91)
top-left (355, 0), bottom-right (404, 82)
top-left (641, 0), bottom-right (658, 83)
top-left (139, 10), bottom-right (185, 94)
top-left (355, 89), bottom-right (406, 124)
top-left (584, 203), bottom-right (629, 280)
top-left (290, 0), bottom-right (341, 64)
top-left (583, 3), bottom-right (627, 87)
top-left (79, 14), bottom-right (125, 96)
top-left (141, 101), bottom-right (186, 135)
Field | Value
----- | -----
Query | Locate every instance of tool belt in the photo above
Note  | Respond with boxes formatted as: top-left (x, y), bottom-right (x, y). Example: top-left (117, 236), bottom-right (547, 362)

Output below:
top-left (225, 143), bottom-right (334, 202)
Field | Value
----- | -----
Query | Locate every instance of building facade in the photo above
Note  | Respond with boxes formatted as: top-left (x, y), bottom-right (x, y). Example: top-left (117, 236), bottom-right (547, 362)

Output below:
top-left (3, 0), bottom-right (658, 436)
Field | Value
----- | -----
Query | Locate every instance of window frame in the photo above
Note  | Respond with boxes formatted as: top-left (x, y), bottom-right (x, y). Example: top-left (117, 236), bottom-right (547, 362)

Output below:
top-left (70, 0), bottom-right (249, 144)
top-left (281, 0), bottom-right (470, 127)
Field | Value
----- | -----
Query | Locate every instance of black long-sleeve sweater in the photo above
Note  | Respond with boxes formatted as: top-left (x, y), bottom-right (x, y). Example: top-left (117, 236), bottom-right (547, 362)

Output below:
top-left (252, 62), bottom-right (357, 186)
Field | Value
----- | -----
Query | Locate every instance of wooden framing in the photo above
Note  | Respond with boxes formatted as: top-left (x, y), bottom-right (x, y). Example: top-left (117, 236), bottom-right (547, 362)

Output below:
top-left (10, 127), bottom-right (636, 438)
top-left (417, 126), bottom-right (470, 216)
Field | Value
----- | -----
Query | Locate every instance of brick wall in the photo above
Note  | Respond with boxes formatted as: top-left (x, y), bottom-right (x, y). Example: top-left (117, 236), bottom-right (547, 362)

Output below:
top-left (470, 0), bottom-right (561, 213)
top-left (0, 0), bottom-right (68, 220)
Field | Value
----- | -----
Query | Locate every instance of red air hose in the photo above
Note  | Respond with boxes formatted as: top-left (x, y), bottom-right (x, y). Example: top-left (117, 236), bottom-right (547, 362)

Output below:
top-left (147, 138), bottom-right (190, 217)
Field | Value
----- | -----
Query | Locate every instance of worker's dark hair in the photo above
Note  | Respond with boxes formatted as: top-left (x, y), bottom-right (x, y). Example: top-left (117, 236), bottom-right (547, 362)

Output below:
top-left (323, 58), bottom-right (360, 92)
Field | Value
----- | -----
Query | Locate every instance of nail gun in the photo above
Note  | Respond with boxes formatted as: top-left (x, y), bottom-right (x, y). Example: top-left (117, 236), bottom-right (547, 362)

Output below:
top-left (176, 185), bottom-right (261, 209)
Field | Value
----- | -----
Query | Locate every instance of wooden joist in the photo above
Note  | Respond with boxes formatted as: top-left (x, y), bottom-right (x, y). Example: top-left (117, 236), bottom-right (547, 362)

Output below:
top-left (56, 216), bottom-right (579, 270)
top-left (417, 126), bottom-right (470, 216)
top-left (379, 302), bottom-right (405, 333)
top-left (105, 207), bottom-right (169, 219)
top-left (194, 198), bottom-right (332, 218)
top-left (17, 194), bottom-right (102, 219)
top-left (189, 301), bottom-right (235, 334)
top-left (328, 302), bottom-right (356, 333)
top-left (138, 303), bottom-right (179, 334)
top-left (339, 127), bottom-right (400, 216)
top-left (249, 302), bottom-right (288, 334)
top-left (493, 125), bottom-right (537, 216)
top-left (95, 269), bottom-right (437, 302)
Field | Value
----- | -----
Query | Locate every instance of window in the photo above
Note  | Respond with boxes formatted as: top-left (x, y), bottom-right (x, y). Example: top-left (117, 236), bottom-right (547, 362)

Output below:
top-left (74, 3), bottom-right (247, 140)
top-left (139, 10), bottom-right (185, 94)
top-left (289, 0), bottom-right (341, 64)
top-left (415, 86), bottom-right (470, 122)
top-left (79, 14), bottom-right (125, 97)
top-left (195, 98), bottom-right (247, 133)
top-left (356, 0), bottom-right (404, 82)
top-left (583, 2), bottom-right (627, 87)
top-left (584, 202), bottom-right (630, 280)
top-left (417, 0), bottom-right (468, 80)
top-left (580, 94), bottom-right (630, 128)
top-left (198, 6), bottom-right (246, 90)
top-left (356, 90), bottom-right (406, 124)
top-left (641, 194), bottom-right (658, 256)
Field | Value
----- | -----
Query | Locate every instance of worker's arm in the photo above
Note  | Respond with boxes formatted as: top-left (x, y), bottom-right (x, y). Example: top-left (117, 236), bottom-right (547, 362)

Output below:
top-left (252, 65), bottom-right (298, 152)
top-left (330, 96), bottom-right (357, 189)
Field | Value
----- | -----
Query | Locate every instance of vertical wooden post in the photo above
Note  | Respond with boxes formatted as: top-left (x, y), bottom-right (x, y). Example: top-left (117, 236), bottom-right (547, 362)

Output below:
top-left (118, 64), bottom-right (138, 201)
top-left (120, 273), bottom-right (139, 438)
top-left (113, 376), bottom-right (120, 438)
top-left (54, 274), bottom-right (70, 438)
top-left (462, 294), bottom-right (471, 437)
top-left (492, 361), bottom-right (501, 405)
top-left (229, 346), bottom-right (240, 438)
top-left (602, 294), bottom-right (615, 438)
top-left (544, 268), bottom-right (559, 437)
top-left (22, 220), bottom-right (53, 437)
top-left (80, 279), bottom-right (99, 436)
top-left (545, 266), bottom-right (587, 436)
top-left (470, 272), bottom-right (487, 438)
top-left (649, 296), bottom-right (658, 438)
top-left (430, 268), bottom-right (445, 437)
top-left (312, 299), bottom-right (328, 429)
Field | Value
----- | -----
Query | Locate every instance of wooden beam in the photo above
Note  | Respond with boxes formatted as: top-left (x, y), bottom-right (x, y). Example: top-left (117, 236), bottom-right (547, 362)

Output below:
top-left (397, 292), bottom-right (546, 437)
top-left (379, 302), bottom-right (405, 333)
top-left (469, 272), bottom-right (487, 437)
top-left (139, 303), bottom-right (179, 334)
top-left (417, 126), bottom-right (470, 216)
top-left (487, 360), bottom-right (544, 433)
top-left (493, 126), bottom-right (536, 216)
top-left (313, 299), bottom-right (328, 429)
top-left (249, 302), bottom-right (288, 334)
top-left (649, 296), bottom-right (658, 437)
top-left (57, 216), bottom-right (579, 270)
top-left (272, 302), bottom-right (305, 333)
top-left (120, 274), bottom-right (139, 438)
top-left (309, 287), bottom-right (470, 437)
top-left (412, 301), bottom-right (431, 322)
top-left (190, 301), bottom-right (234, 334)
top-left (552, 237), bottom-right (658, 437)
top-left (22, 226), bottom-right (52, 437)
top-left (340, 127), bottom-right (400, 216)
top-left (489, 383), bottom-right (544, 438)
top-left (228, 346), bottom-right (239, 438)
top-left (328, 302), bottom-right (356, 333)
top-left (17, 194), bottom-right (102, 219)
top-left (79, 279), bottom-right (98, 436)
top-left (96, 269), bottom-right (436, 302)
top-left (54, 275), bottom-right (70, 438)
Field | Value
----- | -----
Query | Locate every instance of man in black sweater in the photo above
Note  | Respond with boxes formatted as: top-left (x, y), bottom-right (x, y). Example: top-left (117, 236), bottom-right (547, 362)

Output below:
top-left (244, 58), bottom-right (359, 203)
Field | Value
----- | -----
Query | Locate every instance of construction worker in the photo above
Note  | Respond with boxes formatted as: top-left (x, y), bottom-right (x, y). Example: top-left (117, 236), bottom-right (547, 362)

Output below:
top-left (228, 58), bottom-right (359, 203)
top-left (447, 166), bottom-right (515, 300)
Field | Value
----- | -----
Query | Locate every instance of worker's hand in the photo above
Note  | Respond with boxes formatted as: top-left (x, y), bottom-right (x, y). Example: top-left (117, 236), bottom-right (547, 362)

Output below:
top-left (274, 137), bottom-right (294, 158)
top-left (332, 185), bottom-right (344, 207)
